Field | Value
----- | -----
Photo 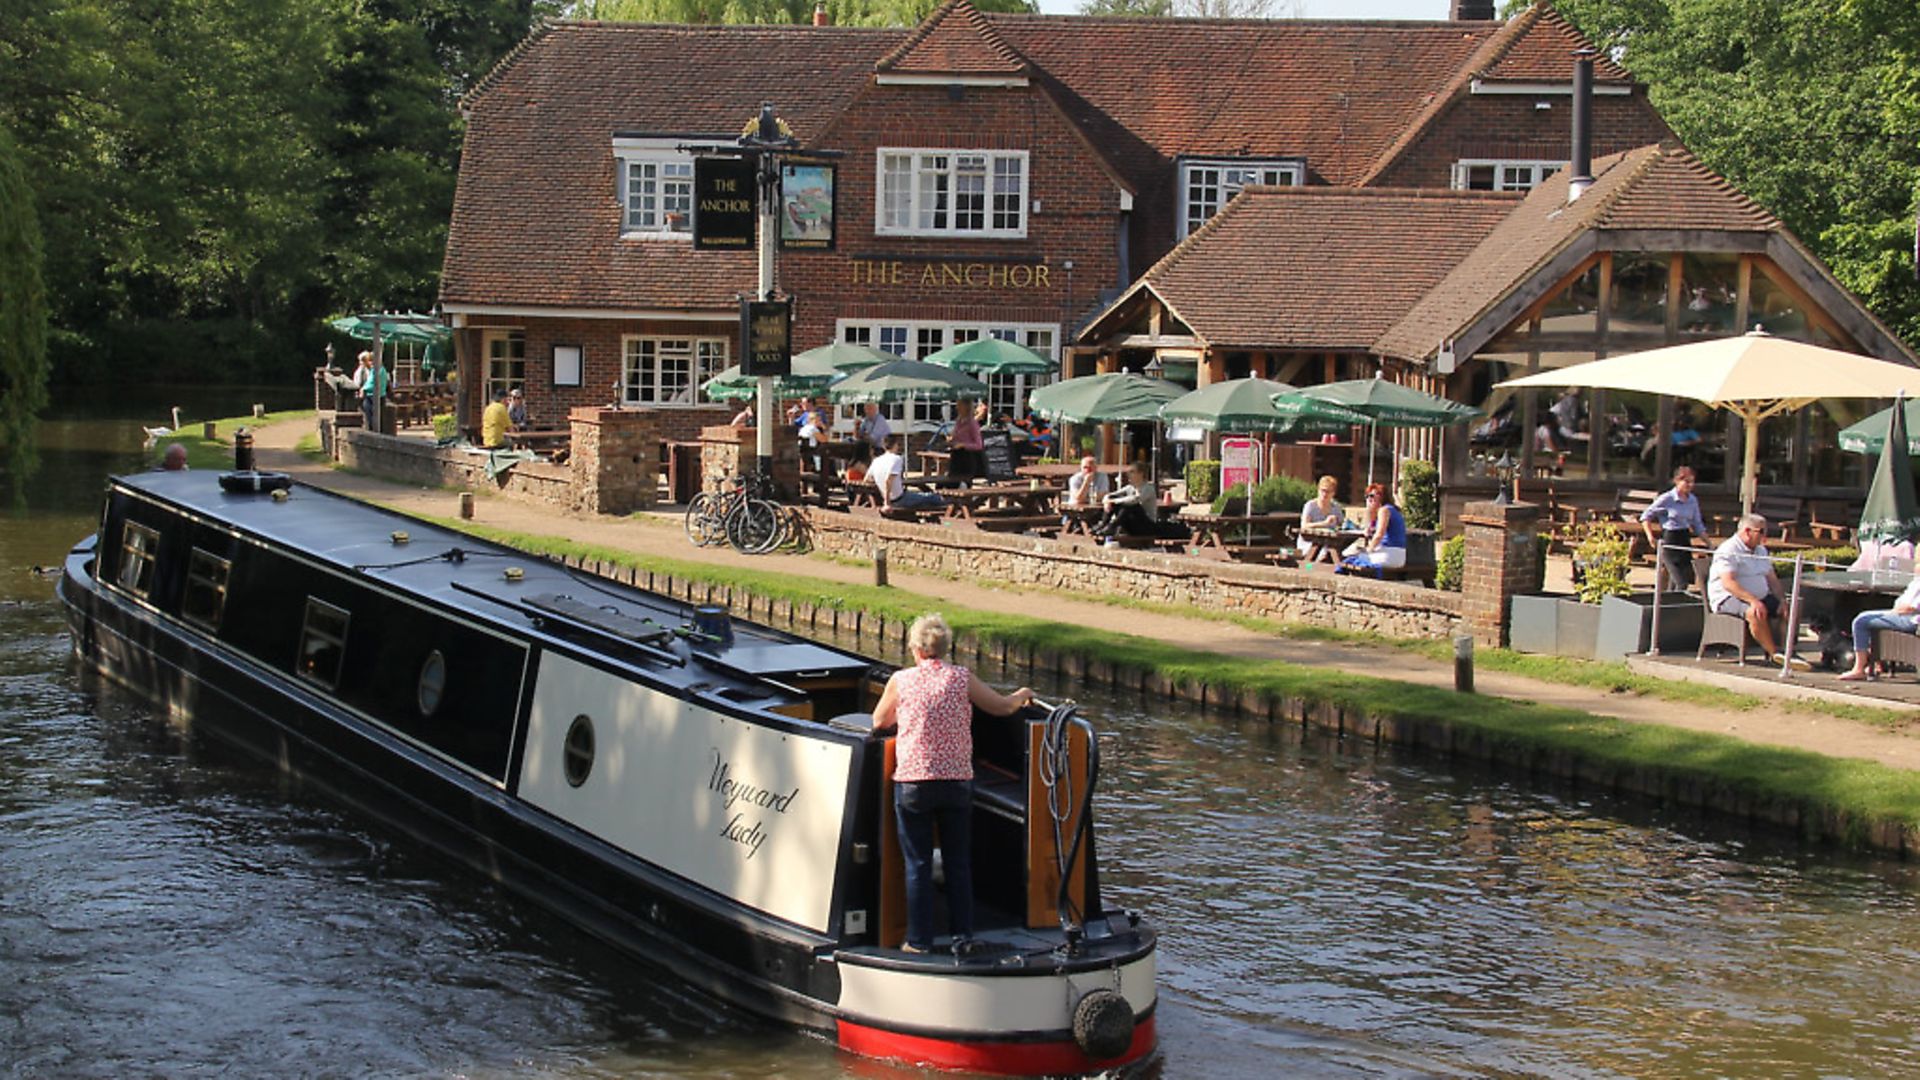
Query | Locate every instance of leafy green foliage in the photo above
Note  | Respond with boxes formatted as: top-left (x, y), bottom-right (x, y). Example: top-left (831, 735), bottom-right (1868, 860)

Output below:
top-left (1185, 459), bottom-right (1220, 504)
top-left (0, 125), bottom-right (48, 505)
top-left (1398, 458), bottom-right (1439, 531)
top-left (1572, 521), bottom-right (1635, 604)
top-left (1436, 534), bottom-right (1465, 591)
top-left (1211, 472), bottom-right (1315, 516)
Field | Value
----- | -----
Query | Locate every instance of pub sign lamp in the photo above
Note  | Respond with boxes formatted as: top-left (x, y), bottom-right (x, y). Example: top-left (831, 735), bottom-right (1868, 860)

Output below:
top-left (1492, 451), bottom-right (1518, 505)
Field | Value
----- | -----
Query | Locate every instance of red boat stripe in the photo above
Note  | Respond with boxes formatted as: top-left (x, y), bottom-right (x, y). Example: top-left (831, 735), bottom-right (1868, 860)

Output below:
top-left (836, 1013), bottom-right (1156, 1074)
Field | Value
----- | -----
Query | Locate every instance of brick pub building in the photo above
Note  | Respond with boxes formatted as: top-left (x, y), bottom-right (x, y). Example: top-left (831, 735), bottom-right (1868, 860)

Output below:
top-left (440, 0), bottom-right (1911, 510)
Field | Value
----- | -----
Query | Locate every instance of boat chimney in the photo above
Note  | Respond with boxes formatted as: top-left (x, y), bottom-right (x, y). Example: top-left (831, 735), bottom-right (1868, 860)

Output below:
top-left (1568, 47), bottom-right (1596, 203)
top-left (234, 428), bottom-right (255, 472)
top-left (692, 604), bottom-right (734, 648)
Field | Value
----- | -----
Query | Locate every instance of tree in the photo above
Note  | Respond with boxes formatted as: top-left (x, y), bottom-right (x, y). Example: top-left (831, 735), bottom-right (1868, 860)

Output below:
top-left (0, 124), bottom-right (49, 504)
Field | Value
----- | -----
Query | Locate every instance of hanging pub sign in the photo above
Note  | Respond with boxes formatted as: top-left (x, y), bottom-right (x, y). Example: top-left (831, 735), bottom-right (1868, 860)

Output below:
top-left (740, 298), bottom-right (792, 376)
top-left (779, 162), bottom-right (836, 251)
top-left (694, 157), bottom-right (756, 251)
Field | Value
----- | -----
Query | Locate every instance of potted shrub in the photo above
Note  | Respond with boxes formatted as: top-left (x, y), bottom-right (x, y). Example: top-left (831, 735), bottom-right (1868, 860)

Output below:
top-left (1186, 460), bottom-right (1220, 505)
top-left (1398, 459), bottom-right (1439, 531)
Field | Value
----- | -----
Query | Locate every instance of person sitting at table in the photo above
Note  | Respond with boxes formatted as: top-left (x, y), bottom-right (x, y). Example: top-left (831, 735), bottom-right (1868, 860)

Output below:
top-left (1093, 464), bottom-right (1157, 539)
top-left (1851, 533), bottom-right (1918, 573)
top-left (857, 403), bottom-right (891, 460)
top-left (1297, 475), bottom-right (1344, 560)
top-left (869, 435), bottom-right (945, 513)
top-left (481, 387), bottom-right (511, 450)
top-left (1837, 569), bottom-right (1920, 681)
top-left (1708, 513), bottom-right (1807, 669)
top-left (949, 397), bottom-right (985, 482)
top-left (1339, 483), bottom-right (1406, 574)
top-left (506, 387), bottom-right (528, 431)
top-left (1640, 465), bottom-right (1708, 590)
top-left (1064, 456), bottom-right (1109, 507)
top-left (730, 402), bottom-right (756, 428)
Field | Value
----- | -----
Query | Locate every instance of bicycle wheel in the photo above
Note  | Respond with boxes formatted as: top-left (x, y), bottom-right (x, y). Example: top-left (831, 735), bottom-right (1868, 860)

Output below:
top-left (726, 498), bottom-right (781, 553)
top-left (684, 492), bottom-right (725, 547)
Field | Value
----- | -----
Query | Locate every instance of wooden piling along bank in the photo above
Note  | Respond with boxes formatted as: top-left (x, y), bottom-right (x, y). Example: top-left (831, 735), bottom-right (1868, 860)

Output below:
top-left (554, 554), bottom-right (1919, 859)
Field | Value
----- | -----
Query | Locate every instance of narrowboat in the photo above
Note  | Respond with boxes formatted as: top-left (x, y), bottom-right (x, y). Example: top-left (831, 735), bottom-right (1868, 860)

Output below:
top-left (57, 464), bottom-right (1158, 1075)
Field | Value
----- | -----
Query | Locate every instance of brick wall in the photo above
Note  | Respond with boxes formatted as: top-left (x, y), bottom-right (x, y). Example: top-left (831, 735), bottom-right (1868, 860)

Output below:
top-left (1459, 499), bottom-right (1541, 646)
top-left (457, 316), bottom-right (732, 438)
top-left (1371, 90), bottom-right (1674, 189)
top-left (808, 511), bottom-right (1461, 639)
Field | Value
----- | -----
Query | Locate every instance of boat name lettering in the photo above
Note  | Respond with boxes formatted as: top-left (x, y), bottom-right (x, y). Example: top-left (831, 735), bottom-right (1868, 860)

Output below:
top-left (709, 748), bottom-right (801, 813)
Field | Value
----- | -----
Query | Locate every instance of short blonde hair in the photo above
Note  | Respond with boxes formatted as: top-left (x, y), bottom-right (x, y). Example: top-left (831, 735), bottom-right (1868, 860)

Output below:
top-left (1317, 475), bottom-right (1338, 491)
top-left (357, 350), bottom-right (373, 364)
top-left (907, 613), bottom-right (952, 659)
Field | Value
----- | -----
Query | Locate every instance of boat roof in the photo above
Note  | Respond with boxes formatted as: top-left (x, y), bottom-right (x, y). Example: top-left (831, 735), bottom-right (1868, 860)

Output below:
top-left (113, 470), bottom-right (876, 694)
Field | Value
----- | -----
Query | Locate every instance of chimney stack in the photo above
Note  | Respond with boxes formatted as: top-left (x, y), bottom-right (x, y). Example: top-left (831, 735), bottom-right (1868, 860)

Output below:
top-left (813, 1), bottom-right (830, 26)
top-left (1567, 47), bottom-right (1596, 202)
top-left (1450, 0), bottom-right (1495, 18)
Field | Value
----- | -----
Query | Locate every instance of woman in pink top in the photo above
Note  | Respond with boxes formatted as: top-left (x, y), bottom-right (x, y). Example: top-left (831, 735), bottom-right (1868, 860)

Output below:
top-left (872, 613), bottom-right (1034, 954)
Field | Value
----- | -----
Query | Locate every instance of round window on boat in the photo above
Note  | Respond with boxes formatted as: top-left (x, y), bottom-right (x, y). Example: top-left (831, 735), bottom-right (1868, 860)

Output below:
top-left (417, 650), bottom-right (447, 717)
top-left (563, 714), bottom-right (595, 788)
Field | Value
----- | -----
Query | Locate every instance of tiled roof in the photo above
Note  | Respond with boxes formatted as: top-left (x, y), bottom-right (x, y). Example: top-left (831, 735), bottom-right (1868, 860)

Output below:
top-left (991, 16), bottom-right (1503, 188)
top-left (876, 0), bottom-right (1029, 77)
top-left (442, 21), bottom-right (904, 309)
top-left (1357, 4), bottom-right (1632, 185)
top-left (1373, 142), bottom-right (1780, 361)
top-left (1130, 186), bottom-right (1518, 351)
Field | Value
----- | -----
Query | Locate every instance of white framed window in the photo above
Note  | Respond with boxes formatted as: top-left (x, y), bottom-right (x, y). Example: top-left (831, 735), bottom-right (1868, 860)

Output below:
top-left (1451, 159), bottom-right (1564, 192)
top-left (1179, 158), bottom-right (1304, 236)
top-left (875, 149), bottom-right (1028, 238)
top-left (484, 330), bottom-right (525, 402)
top-left (622, 336), bottom-right (729, 405)
top-left (614, 138), bottom-right (697, 238)
top-left (837, 320), bottom-right (1057, 427)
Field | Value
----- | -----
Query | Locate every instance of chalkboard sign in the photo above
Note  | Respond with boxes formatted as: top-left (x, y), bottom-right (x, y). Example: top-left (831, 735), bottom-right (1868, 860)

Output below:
top-left (982, 428), bottom-right (1016, 481)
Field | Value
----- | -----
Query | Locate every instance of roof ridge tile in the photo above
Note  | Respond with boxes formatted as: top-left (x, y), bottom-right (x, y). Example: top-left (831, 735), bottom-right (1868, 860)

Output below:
top-left (877, 0), bottom-right (1029, 76)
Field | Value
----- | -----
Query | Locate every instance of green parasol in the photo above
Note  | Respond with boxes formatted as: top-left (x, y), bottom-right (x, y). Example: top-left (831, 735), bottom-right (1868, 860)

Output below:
top-left (1027, 372), bottom-right (1184, 424)
top-left (1859, 393), bottom-right (1920, 543)
top-left (924, 337), bottom-right (1057, 376)
top-left (1162, 378), bottom-right (1367, 434)
top-left (703, 351), bottom-right (850, 401)
top-left (1837, 398), bottom-right (1920, 456)
top-left (827, 358), bottom-right (988, 405)
top-left (328, 313), bottom-right (449, 348)
top-left (1279, 377), bottom-right (1478, 485)
top-left (792, 342), bottom-right (899, 373)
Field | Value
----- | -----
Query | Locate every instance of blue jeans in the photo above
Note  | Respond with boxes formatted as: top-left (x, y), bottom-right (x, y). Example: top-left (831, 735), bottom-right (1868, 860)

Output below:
top-left (894, 779), bottom-right (973, 949)
top-left (894, 490), bottom-right (946, 512)
top-left (1852, 610), bottom-right (1919, 654)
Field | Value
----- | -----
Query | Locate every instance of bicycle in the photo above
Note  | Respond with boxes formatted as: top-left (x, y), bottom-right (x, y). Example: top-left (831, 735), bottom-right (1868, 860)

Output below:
top-left (685, 473), bottom-right (791, 554)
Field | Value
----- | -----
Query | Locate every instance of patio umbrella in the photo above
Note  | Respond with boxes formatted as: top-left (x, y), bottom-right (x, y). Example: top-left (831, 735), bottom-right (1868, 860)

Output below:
top-left (792, 341), bottom-right (898, 373)
top-left (1278, 377), bottom-right (1480, 487)
top-left (1858, 393), bottom-right (1920, 544)
top-left (1837, 399), bottom-right (1920, 456)
top-left (328, 313), bottom-right (449, 348)
top-left (1162, 378), bottom-right (1369, 529)
top-left (1029, 372), bottom-right (1187, 484)
top-left (1499, 329), bottom-right (1920, 513)
top-left (924, 337), bottom-right (1057, 376)
top-left (703, 351), bottom-right (849, 401)
top-left (828, 359), bottom-right (989, 474)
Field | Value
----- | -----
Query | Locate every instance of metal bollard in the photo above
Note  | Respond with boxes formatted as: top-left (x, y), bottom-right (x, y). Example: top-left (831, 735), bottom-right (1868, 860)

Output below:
top-left (874, 546), bottom-right (888, 587)
top-left (459, 491), bottom-right (475, 519)
top-left (1453, 634), bottom-right (1474, 694)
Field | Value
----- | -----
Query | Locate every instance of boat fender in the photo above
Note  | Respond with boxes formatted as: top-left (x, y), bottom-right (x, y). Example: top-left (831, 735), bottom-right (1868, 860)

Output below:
top-left (218, 470), bottom-right (294, 494)
top-left (1071, 987), bottom-right (1133, 1061)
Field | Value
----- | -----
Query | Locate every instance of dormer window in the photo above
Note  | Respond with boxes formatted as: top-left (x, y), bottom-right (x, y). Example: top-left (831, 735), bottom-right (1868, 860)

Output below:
top-left (876, 148), bottom-right (1027, 238)
top-left (614, 137), bottom-right (698, 238)
top-left (1451, 159), bottom-right (1564, 192)
top-left (1179, 158), bottom-right (1303, 236)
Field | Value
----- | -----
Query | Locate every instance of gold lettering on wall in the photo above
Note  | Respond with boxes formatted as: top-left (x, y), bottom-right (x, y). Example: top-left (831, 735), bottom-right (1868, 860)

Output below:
top-left (848, 259), bottom-right (1054, 290)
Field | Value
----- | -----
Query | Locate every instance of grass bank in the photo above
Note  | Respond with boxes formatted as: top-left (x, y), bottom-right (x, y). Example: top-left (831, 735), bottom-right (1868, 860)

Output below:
top-left (434, 518), bottom-right (1920, 852)
top-left (155, 409), bottom-right (317, 470)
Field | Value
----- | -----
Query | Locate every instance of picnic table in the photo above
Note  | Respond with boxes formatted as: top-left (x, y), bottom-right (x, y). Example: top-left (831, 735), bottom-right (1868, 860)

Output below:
top-left (1015, 462), bottom-right (1127, 482)
top-left (942, 480), bottom-right (1064, 522)
top-left (1297, 523), bottom-right (1364, 565)
top-left (506, 428), bottom-right (571, 453)
top-left (1182, 512), bottom-right (1301, 560)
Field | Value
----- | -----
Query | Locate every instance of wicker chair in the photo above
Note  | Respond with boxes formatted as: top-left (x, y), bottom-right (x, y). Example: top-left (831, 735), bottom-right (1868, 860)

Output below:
top-left (1694, 552), bottom-right (1778, 665)
top-left (1872, 625), bottom-right (1920, 677)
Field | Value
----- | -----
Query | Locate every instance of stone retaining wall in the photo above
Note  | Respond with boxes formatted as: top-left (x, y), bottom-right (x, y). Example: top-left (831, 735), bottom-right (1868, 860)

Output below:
top-left (335, 425), bottom-right (577, 508)
top-left (804, 510), bottom-right (1461, 639)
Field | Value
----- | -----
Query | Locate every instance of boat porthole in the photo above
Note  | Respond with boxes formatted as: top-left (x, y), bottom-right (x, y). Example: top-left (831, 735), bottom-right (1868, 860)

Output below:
top-left (416, 650), bottom-right (447, 717)
top-left (563, 714), bottom-right (595, 787)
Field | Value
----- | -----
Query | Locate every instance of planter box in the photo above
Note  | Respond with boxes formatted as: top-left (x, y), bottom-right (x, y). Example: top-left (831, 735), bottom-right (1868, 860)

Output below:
top-left (1597, 592), bottom-right (1703, 658)
top-left (1508, 593), bottom-right (1561, 655)
top-left (1557, 598), bottom-right (1602, 659)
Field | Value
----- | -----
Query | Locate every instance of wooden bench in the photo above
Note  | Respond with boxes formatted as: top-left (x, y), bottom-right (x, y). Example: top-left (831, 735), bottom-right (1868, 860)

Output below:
top-left (1612, 487), bottom-right (1663, 562)
top-left (1383, 529), bottom-right (1438, 587)
top-left (954, 514), bottom-right (1060, 534)
top-left (1807, 499), bottom-right (1860, 546)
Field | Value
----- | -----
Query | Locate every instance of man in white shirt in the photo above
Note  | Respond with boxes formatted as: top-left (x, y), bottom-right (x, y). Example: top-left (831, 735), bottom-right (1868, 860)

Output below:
top-left (1707, 513), bottom-right (1801, 667)
top-left (867, 435), bottom-right (944, 512)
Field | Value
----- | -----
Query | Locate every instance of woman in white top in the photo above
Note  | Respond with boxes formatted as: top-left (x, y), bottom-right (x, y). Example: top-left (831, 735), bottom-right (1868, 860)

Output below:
top-left (1297, 474), bottom-right (1343, 556)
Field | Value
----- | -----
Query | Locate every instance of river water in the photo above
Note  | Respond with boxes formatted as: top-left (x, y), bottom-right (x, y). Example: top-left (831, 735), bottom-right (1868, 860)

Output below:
top-left (5, 394), bottom-right (1920, 1078)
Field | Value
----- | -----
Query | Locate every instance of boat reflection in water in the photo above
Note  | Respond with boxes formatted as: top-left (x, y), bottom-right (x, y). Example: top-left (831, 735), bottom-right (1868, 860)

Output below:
top-left (57, 463), bottom-right (1157, 1075)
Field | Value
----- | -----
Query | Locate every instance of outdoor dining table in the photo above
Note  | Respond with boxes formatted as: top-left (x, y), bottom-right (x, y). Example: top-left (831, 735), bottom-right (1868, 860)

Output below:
top-left (1015, 462), bottom-right (1126, 482)
top-left (1181, 511), bottom-right (1301, 558)
top-left (1297, 524), bottom-right (1365, 564)
top-left (506, 428), bottom-right (571, 453)
top-left (1781, 568), bottom-right (1911, 674)
top-left (941, 480), bottom-right (1065, 521)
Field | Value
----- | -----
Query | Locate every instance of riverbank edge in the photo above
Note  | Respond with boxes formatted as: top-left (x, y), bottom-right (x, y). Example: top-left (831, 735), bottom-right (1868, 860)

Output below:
top-left (444, 520), bottom-right (1920, 859)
